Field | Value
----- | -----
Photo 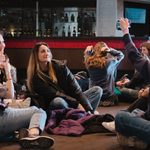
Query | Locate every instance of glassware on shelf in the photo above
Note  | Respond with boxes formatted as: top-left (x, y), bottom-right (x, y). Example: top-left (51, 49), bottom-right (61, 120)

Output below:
top-left (54, 26), bottom-right (58, 37)
top-left (47, 29), bottom-right (51, 37)
top-left (73, 26), bottom-right (76, 37)
top-left (64, 13), bottom-right (68, 22)
top-left (78, 27), bottom-right (81, 37)
top-left (0, 6), bottom-right (96, 38)
top-left (62, 26), bottom-right (66, 37)
top-left (68, 25), bottom-right (71, 37)
top-left (71, 14), bottom-right (75, 22)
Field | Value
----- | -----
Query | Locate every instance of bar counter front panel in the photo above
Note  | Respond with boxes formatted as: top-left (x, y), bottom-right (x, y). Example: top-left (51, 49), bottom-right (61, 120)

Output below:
top-left (5, 37), bottom-right (146, 71)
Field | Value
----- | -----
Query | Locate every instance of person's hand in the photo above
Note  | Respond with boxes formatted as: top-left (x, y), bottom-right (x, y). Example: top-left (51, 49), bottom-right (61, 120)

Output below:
top-left (119, 18), bottom-right (130, 34)
top-left (116, 78), bottom-right (130, 87)
top-left (84, 45), bottom-right (94, 56)
top-left (101, 45), bottom-right (110, 53)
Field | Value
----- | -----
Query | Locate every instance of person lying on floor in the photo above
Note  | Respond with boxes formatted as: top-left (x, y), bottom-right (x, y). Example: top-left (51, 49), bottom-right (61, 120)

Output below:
top-left (102, 17), bottom-right (150, 149)
top-left (0, 33), bottom-right (54, 149)
top-left (102, 85), bottom-right (150, 149)
top-left (115, 86), bottom-right (150, 149)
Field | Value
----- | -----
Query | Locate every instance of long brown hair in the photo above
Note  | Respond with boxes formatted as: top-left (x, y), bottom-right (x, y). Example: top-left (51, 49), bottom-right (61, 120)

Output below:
top-left (84, 42), bottom-right (108, 68)
top-left (27, 42), bottom-right (57, 93)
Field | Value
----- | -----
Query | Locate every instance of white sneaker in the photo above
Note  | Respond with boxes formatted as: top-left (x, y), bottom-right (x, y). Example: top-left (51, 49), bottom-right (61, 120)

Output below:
top-left (94, 110), bottom-right (99, 115)
top-left (102, 121), bottom-right (116, 133)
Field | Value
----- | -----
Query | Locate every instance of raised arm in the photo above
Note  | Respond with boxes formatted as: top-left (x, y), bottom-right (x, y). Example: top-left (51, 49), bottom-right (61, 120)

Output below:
top-left (120, 18), bottom-right (150, 82)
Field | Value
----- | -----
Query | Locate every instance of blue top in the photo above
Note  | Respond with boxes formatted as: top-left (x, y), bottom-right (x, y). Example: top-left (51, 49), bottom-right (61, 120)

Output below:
top-left (88, 48), bottom-right (124, 100)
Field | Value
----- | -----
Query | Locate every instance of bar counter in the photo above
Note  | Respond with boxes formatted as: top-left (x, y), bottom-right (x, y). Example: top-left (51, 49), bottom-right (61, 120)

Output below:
top-left (4, 37), bottom-right (148, 76)
top-left (5, 36), bottom-right (147, 49)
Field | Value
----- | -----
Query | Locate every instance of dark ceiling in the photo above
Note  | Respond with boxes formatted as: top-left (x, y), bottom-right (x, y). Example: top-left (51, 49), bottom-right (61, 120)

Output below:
top-left (0, 0), bottom-right (96, 8)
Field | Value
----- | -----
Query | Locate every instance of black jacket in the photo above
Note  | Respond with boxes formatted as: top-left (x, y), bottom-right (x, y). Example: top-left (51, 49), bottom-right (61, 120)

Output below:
top-left (123, 34), bottom-right (150, 119)
top-left (32, 60), bottom-right (93, 113)
top-left (125, 70), bottom-right (147, 90)
top-left (123, 34), bottom-right (150, 83)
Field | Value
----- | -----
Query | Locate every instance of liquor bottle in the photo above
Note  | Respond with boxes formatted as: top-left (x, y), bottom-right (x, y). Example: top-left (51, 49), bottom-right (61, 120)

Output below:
top-left (47, 29), bottom-right (51, 37)
top-left (73, 26), bottom-right (76, 37)
top-left (68, 25), bottom-right (71, 37)
top-left (62, 26), bottom-right (66, 37)
top-left (92, 13), bottom-right (96, 22)
top-left (78, 27), bottom-right (81, 37)
top-left (54, 26), bottom-right (58, 36)
top-left (71, 14), bottom-right (75, 22)
top-left (77, 14), bottom-right (82, 30)
top-left (64, 13), bottom-right (68, 22)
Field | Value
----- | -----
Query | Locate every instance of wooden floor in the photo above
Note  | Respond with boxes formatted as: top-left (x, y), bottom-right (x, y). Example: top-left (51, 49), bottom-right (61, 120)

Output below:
top-left (0, 103), bottom-right (144, 150)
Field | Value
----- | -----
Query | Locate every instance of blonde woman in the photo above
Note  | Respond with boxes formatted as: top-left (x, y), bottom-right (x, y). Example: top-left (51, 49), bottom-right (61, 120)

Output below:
top-left (27, 42), bottom-right (102, 114)
top-left (84, 42), bottom-right (124, 106)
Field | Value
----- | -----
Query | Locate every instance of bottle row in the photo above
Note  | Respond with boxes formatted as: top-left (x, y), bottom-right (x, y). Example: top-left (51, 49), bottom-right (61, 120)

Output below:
top-left (54, 25), bottom-right (77, 37)
top-left (54, 13), bottom-right (77, 23)
top-left (0, 8), bottom-right (96, 37)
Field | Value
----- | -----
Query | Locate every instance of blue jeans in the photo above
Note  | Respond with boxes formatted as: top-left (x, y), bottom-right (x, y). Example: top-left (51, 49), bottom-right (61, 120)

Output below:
top-left (0, 106), bottom-right (46, 138)
top-left (49, 86), bottom-right (102, 111)
top-left (115, 111), bottom-right (150, 144)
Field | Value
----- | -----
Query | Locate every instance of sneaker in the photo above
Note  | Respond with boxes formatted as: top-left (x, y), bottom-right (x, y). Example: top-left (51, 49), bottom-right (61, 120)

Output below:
top-left (100, 95), bottom-right (119, 107)
top-left (94, 110), bottom-right (99, 115)
top-left (102, 121), bottom-right (116, 133)
top-left (19, 128), bottom-right (54, 149)
top-left (117, 133), bottom-right (148, 149)
top-left (19, 135), bottom-right (54, 149)
top-left (101, 100), bottom-right (115, 107)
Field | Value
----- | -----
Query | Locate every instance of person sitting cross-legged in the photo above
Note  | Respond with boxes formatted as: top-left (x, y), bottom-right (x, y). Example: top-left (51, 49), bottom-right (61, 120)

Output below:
top-left (0, 33), bottom-right (54, 149)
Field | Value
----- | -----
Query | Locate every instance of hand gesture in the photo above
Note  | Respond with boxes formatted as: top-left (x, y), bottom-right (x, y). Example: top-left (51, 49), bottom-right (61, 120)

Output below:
top-left (116, 78), bottom-right (130, 87)
top-left (119, 18), bottom-right (130, 34)
top-left (84, 45), bottom-right (94, 56)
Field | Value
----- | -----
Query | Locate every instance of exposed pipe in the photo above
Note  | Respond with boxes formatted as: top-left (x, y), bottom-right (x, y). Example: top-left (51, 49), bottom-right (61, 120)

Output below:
top-left (35, 1), bottom-right (39, 37)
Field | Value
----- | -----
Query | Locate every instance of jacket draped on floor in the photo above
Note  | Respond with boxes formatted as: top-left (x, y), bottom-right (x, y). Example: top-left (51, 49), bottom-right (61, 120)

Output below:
top-left (45, 108), bottom-right (114, 136)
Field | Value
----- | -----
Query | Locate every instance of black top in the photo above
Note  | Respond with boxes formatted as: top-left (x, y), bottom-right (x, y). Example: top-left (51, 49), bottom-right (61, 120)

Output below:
top-left (123, 34), bottom-right (150, 83)
top-left (32, 60), bottom-right (93, 113)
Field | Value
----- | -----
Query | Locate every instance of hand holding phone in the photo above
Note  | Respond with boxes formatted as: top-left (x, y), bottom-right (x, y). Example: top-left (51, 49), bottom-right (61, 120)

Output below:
top-left (116, 19), bottom-right (131, 30)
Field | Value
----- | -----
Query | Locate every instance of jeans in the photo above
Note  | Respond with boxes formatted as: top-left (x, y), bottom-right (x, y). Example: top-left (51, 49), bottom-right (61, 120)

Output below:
top-left (49, 86), bottom-right (102, 111)
top-left (0, 106), bottom-right (46, 138)
top-left (118, 87), bottom-right (138, 102)
top-left (127, 98), bottom-right (148, 112)
top-left (115, 111), bottom-right (150, 144)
